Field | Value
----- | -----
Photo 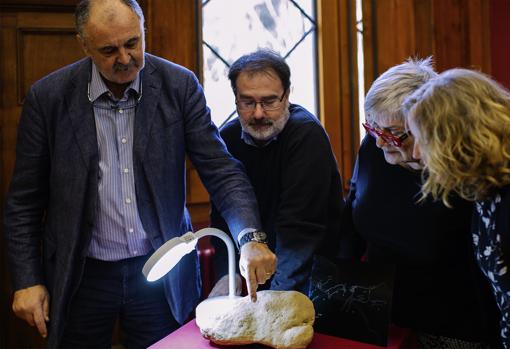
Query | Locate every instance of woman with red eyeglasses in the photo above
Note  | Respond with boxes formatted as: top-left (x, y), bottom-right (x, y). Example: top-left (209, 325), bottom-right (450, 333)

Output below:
top-left (341, 58), bottom-right (499, 349)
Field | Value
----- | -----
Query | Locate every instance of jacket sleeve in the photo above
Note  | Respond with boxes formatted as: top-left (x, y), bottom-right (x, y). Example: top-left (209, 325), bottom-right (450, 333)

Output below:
top-left (4, 86), bottom-right (50, 290)
top-left (180, 72), bottom-right (262, 240)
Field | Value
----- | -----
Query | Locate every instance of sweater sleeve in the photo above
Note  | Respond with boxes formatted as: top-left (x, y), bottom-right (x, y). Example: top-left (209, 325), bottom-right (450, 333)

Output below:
top-left (270, 123), bottom-right (343, 292)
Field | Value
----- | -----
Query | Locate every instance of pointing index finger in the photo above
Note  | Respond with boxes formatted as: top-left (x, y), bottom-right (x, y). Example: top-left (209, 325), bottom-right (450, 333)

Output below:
top-left (246, 265), bottom-right (258, 302)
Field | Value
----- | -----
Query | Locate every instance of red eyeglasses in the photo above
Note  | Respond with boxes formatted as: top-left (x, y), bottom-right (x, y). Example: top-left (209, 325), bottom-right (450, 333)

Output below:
top-left (362, 122), bottom-right (409, 147)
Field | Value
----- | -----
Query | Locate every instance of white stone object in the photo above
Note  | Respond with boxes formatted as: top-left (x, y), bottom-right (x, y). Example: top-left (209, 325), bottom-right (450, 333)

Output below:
top-left (195, 290), bottom-right (315, 349)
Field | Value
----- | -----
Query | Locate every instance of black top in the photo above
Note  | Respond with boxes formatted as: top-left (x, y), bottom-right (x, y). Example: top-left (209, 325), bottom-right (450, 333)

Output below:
top-left (210, 104), bottom-right (344, 293)
top-left (474, 186), bottom-right (510, 348)
top-left (343, 136), bottom-right (498, 342)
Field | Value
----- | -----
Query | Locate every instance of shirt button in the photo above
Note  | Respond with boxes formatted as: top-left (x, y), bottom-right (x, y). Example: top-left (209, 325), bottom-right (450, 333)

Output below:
top-left (123, 168), bottom-right (129, 173)
top-left (129, 228), bottom-right (134, 233)
top-left (121, 138), bottom-right (127, 144)
top-left (125, 197), bottom-right (132, 204)
top-left (118, 109), bottom-right (123, 114)
top-left (133, 250), bottom-right (138, 254)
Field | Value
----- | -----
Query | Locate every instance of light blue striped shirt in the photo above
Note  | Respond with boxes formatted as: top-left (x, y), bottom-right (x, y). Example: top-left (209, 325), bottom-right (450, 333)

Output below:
top-left (87, 64), bottom-right (152, 260)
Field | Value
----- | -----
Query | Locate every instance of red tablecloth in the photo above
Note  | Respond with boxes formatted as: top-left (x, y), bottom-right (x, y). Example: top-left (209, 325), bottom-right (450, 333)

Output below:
top-left (148, 319), bottom-right (414, 349)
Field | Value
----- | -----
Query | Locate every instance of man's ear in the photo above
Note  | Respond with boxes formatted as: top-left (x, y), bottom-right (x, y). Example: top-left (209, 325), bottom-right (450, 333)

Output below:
top-left (76, 34), bottom-right (89, 56)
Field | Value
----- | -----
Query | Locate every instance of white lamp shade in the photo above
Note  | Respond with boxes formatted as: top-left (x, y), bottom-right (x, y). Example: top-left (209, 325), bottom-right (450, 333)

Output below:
top-left (143, 228), bottom-right (237, 298)
top-left (143, 232), bottom-right (198, 282)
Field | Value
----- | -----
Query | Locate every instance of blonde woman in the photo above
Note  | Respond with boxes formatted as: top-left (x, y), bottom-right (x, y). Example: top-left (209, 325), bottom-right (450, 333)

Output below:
top-left (405, 68), bottom-right (510, 349)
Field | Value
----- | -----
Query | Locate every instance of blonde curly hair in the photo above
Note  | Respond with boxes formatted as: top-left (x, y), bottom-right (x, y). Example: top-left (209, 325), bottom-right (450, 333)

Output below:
top-left (404, 68), bottom-right (510, 206)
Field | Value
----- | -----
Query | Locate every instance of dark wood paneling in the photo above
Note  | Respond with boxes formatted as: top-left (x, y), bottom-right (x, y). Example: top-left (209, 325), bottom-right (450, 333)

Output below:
top-left (318, 0), bottom-right (359, 193)
top-left (432, 0), bottom-right (465, 70)
top-left (0, 0), bottom-right (75, 5)
top-left (430, 0), bottom-right (490, 73)
top-left (145, 0), bottom-right (198, 72)
top-left (374, 0), bottom-right (416, 74)
top-left (364, 0), bottom-right (491, 89)
top-left (491, 0), bottom-right (510, 89)
top-left (413, 0), bottom-right (433, 59)
top-left (17, 27), bottom-right (82, 104)
top-left (0, 0), bottom-right (76, 12)
top-left (361, 0), bottom-right (376, 87)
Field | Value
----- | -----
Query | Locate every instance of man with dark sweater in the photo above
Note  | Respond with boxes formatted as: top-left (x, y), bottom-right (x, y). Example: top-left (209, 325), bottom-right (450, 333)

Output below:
top-left (210, 50), bottom-right (344, 295)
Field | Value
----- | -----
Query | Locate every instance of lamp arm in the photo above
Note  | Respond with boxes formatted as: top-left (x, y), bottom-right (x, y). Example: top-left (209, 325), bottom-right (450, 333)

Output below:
top-left (195, 228), bottom-right (236, 298)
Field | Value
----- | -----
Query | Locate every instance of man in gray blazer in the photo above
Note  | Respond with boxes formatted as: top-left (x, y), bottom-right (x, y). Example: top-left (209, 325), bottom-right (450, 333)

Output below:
top-left (3, 0), bottom-right (276, 348)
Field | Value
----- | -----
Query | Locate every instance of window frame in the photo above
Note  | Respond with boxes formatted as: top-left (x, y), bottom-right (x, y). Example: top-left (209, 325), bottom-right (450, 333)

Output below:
top-left (144, 0), bottom-right (360, 215)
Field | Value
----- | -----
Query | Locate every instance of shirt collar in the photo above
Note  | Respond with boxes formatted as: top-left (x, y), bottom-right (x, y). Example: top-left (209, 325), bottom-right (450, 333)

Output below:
top-left (89, 63), bottom-right (141, 102)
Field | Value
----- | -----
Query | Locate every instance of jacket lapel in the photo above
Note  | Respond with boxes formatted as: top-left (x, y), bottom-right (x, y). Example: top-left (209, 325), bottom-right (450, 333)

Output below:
top-left (66, 58), bottom-right (99, 170)
top-left (134, 56), bottom-right (162, 161)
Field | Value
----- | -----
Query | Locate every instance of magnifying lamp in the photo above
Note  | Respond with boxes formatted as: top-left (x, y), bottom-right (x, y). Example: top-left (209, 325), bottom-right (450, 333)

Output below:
top-left (142, 227), bottom-right (238, 298)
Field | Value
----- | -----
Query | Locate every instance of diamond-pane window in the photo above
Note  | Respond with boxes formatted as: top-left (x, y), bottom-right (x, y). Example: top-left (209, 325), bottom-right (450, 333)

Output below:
top-left (202, 0), bottom-right (317, 127)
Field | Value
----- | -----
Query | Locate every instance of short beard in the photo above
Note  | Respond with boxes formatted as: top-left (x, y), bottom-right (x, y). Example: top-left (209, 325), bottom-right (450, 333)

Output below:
top-left (240, 107), bottom-right (290, 142)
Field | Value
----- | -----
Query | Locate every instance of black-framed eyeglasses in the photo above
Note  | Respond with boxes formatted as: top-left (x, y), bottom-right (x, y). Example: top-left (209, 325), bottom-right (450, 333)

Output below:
top-left (362, 122), bottom-right (409, 147)
top-left (235, 90), bottom-right (287, 112)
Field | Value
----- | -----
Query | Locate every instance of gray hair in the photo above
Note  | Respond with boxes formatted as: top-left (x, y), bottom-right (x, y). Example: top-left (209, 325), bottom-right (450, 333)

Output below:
top-left (365, 57), bottom-right (437, 124)
top-left (75, 0), bottom-right (145, 37)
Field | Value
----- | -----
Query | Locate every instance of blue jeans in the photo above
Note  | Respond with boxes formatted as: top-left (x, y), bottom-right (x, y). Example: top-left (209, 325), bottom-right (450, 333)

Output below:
top-left (60, 255), bottom-right (178, 349)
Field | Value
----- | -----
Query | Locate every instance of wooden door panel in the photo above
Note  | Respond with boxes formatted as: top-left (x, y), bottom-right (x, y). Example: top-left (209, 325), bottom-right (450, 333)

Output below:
top-left (17, 27), bottom-right (83, 103)
top-left (363, 0), bottom-right (491, 99)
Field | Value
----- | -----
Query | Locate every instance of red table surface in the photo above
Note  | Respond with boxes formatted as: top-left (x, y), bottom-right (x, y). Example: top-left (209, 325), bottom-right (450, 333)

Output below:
top-left (148, 319), bottom-right (413, 349)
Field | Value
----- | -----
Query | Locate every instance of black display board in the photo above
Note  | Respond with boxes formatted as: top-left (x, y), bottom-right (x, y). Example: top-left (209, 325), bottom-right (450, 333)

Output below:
top-left (309, 256), bottom-right (395, 346)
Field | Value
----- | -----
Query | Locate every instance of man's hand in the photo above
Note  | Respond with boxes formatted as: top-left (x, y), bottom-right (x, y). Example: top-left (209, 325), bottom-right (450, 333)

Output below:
top-left (239, 242), bottom-right (277, 302)
top-left (12, 284), bottom-right (50, 338)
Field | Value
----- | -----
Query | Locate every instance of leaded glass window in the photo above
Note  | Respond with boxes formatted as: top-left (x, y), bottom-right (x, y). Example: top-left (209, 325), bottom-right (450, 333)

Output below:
top-left (202, 0), bottom-right (317, 127)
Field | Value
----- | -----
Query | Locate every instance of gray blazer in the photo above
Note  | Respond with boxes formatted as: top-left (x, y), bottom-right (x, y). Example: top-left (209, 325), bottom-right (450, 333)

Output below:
top-left (4, 53), bottom-right (261, 348)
